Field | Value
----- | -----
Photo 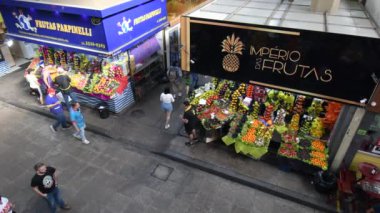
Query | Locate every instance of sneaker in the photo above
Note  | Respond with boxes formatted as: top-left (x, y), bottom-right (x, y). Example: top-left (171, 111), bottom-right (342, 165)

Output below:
top-left (82, 139), bottom-right (90, 145)
top-left (73, 134), bottom-right (81, 140)
top-left (61, 204), bottom-right (71, 210)
top-left (49, 125), bottom-right (57, 133)
top-left (185, 141), bottom-right (195, 146)
top-left (62, 125), bottom-right (71, 130)
top-left (165, 124), bottom-right (170, 129)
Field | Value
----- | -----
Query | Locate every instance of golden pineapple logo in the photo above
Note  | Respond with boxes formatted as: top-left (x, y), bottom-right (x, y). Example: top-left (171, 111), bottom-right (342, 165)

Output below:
top-left (221, 33), bottom-right (244, 72)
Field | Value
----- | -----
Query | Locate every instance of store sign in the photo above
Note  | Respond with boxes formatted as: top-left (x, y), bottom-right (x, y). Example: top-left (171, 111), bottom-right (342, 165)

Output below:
top-left (0, 0), bottom-right (168, 56)
top-left (186, 18), bottom-right (380, 105)
top-left (0, 6), bottom-right (108, 51)
top-left (102, 0), bottom-right (168, 53)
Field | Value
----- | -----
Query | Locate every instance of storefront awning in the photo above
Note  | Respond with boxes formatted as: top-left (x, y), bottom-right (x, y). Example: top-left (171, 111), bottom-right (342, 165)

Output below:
top-left (0, 0), bottom-right (168, 57)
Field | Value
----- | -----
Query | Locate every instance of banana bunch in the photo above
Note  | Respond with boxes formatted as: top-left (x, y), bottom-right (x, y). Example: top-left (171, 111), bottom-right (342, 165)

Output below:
top-left (293, 95), bottom-right (305, 115)
top-left (54, 51), bottom-right (61, 66)
top-left (299, 119), bottom-right (312, 136)
top-left (60, 51), bottom-right (67, 67)
top-left (238, 83), bottom-right (246, 95)
top-left (74, 55), bottom-right (80, 71)
top-left (212, 77), bottom-right (219, 88)
top-left (251, 101), bottom-right (260, 119)
top-left (310, 117), bottom-right (324, 138)
top-left (307, 99), bottom-right (324, 117)
top-left (230, 90), bottom-right (241, 112)
top-left (224, 88), bottom-right (232, 100)
top-left (289, 113), bottom-right (300, 132)
top-left (48, 48), bottom-right (55, 65)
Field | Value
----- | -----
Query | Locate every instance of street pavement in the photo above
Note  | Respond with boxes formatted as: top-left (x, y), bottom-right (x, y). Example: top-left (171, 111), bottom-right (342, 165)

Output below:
top-left (0, 101), bottom-right (320, 213)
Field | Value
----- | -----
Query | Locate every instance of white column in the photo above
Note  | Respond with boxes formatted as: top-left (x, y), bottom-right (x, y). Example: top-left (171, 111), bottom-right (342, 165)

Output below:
top-left (311, 0), bottom-right (341, 13)
top-left (330, 107), bottom-right (366, 172)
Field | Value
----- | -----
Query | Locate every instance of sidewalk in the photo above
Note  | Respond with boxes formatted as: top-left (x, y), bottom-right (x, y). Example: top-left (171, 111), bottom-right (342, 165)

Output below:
top-left (0, 101), bottom-right (319, 213)
top-left (0, 67), bottom-right (336, 212)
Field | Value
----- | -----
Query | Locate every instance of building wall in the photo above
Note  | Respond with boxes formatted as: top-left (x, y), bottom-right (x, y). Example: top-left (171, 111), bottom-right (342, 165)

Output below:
top-left (365, 0), bottom-right (380, 26)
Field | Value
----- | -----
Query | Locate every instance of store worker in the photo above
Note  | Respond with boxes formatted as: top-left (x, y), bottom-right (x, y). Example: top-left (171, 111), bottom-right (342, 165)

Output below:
top-left (45, 88), bottom-right (71, 132)
top-left (182, 100), bottom-right (201, 146)
top-left (0, 195), bottom-right (15, 213)
top-left (31, 163), bottom-right (71, 213)
top-left (25, 68), bottom-right (44, 105)
top-left (160, 87), bottom-right (175, 129)
top-left (70, 102), bottom-right (90, 144)
top-left (167, 61), bottom-right (183, 98)
top-left (54, 67), bottom-right (77, 110)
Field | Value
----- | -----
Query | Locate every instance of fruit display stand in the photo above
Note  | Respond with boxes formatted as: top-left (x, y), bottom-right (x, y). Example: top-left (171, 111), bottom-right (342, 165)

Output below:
top-left (191, 85), bottom-right (234, 142)
top-left (188, 76), bottom-right (343, 169)
top-left (25, 46), bottom-right (136, 113)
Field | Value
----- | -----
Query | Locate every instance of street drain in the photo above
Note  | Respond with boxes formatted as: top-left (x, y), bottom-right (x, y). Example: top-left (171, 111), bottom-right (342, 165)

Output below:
top-left (130, 109), bottom-right (145, 118)
top-left (151, 164), bottom-right (173, 181)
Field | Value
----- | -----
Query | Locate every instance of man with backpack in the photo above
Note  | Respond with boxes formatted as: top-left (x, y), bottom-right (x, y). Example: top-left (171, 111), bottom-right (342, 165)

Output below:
top-left (53, 67), bottom-right (77, 110)
top-left (167, 61), bottom-right (183, 98)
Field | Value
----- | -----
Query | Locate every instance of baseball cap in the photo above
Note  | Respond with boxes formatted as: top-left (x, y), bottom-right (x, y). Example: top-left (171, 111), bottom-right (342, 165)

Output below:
top-left (47, 88), bottom-right (55, 94)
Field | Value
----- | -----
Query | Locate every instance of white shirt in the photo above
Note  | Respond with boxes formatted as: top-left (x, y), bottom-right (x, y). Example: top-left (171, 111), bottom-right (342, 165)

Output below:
top-left (160, 93), bottom-right (174, 104)
top-left (25, 74), bottom-right (40, 89)
top-left (0, 197), bottom-right (12, 213)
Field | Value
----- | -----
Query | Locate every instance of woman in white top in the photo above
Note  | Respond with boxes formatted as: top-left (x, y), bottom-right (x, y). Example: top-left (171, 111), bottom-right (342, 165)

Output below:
top-left (25, 69), bottom-right (44, 105)
top-left (160, 87), bottom-right (175, 129)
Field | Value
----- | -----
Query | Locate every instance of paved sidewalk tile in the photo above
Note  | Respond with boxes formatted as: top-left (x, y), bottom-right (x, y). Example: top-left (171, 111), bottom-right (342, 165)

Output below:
top-left (0, 101), bottom-right (318, 213)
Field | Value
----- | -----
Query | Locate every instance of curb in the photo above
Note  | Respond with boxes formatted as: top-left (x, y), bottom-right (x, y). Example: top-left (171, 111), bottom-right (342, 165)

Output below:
top-left (154, 150), bottom-right (338, 213)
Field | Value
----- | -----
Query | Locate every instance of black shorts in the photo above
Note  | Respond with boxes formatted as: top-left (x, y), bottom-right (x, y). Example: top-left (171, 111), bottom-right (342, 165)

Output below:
top-left (184, 120), bottom-right (201, 135)
top-left (185, 124), bottom-right (194, 135)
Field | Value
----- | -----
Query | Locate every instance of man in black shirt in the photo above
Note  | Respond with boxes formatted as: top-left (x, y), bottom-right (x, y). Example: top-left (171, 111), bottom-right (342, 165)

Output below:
top-left (182, 100), bottom-right (201, 146)
top-left (31, 163), bottom-right (71, 212)
top-left (54, 67), bottom-right (77, 110)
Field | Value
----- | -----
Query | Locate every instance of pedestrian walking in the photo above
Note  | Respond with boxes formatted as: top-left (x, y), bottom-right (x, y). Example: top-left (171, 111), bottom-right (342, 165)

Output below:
top-left (30, 163), bottom-right (71, 213)
top-left (70, 102), bottom-right (90, 144)
top-left (160, 87), bottom-right (175, 129)
top-left (167, 61), bottom-right (183, 98)
top-left (181, 100), bottom-right (201, 146)
top-left (0, 195), bottom-right (15, 213)
top-left (45, 88), bottom-right (70, 132)
top-left (25, 68), bottom-right (44, 105)
top-left (54, 67), bottom-right (77, 110)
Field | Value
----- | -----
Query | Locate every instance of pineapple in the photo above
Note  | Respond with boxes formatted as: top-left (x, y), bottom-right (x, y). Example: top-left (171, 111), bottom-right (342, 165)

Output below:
top-left (221, 34), bottom-right (244, 72)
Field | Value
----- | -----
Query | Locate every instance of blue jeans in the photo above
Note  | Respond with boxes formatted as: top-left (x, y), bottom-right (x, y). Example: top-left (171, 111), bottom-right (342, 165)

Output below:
top-left (53, 112), bottom-right (68, 129)
top-left (73, 125), bottom-right (87, 142)
top-left (62, 91), bottom-right (77, 110)
top-left (190, 73), bottom-right (199, 91)
top-left (46, 187), bottom-right (65, 213)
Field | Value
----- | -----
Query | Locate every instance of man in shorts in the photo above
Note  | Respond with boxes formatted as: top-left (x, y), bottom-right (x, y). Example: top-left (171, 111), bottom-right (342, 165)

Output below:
top-left (182, 100), bottom-right (201, 146)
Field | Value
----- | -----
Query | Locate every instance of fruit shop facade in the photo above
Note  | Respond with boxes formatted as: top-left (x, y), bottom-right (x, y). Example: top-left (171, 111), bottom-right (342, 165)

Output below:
top-left (0, 0), bottom-right (169, 113)
top-left (180, 17), bottom-right (380, 173)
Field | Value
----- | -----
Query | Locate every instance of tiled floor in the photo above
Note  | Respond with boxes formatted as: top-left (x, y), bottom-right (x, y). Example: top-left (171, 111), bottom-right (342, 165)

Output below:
top-left (190, 0), bottom-right (379, 39)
